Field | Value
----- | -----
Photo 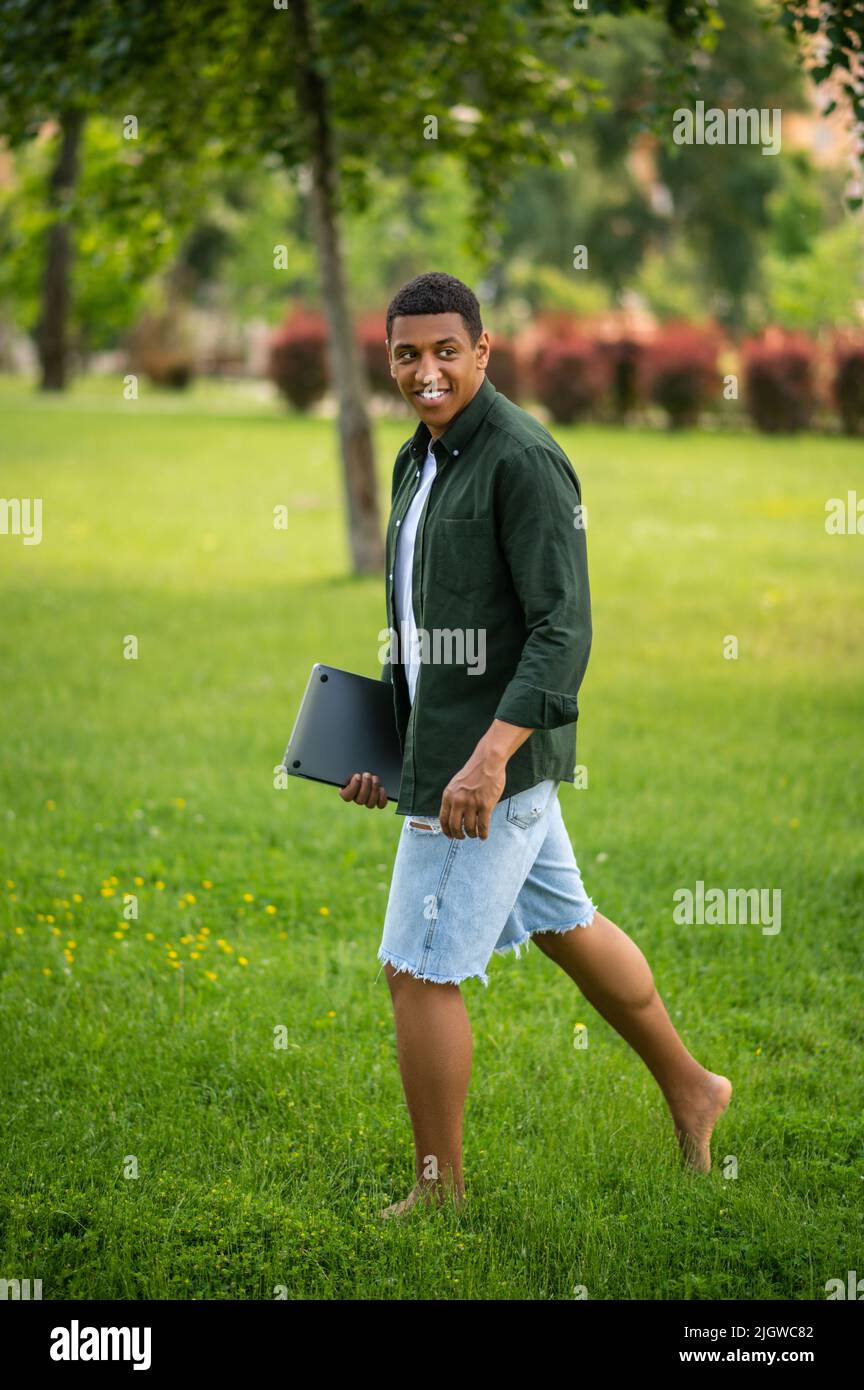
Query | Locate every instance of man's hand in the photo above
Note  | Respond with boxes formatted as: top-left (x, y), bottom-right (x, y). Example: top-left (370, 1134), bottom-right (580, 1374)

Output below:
top-left (339, 771), bottom-right (388, 809)
top-left (438, 754), bottom-right (506, 840)
top-left (438, 718), bottom-right (535, 839)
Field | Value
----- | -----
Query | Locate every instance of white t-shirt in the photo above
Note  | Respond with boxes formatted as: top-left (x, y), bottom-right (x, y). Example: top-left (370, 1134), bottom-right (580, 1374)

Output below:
top-left (394, 438), bottom-right (437, 705)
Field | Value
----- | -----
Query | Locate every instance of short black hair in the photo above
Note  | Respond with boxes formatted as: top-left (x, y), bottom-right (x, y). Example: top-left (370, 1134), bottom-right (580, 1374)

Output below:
top-left (386, 271), bottom-right (483, 347)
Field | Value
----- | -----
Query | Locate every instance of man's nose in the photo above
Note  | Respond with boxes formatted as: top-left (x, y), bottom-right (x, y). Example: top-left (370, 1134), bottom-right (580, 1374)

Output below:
top-left (415, 358), bottom-right (441, 383)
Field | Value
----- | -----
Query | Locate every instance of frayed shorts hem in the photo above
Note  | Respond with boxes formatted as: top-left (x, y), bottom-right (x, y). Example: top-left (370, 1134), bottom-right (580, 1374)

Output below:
top-left (376, 945), bottom-right (490, 989)
top-left (492, 905), bottom-right (598, 961)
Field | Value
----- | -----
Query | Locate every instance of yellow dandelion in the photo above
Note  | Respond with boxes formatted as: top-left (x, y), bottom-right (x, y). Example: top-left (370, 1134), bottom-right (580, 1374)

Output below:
top-left (66, 940), bottom-right (76, 949)
top-left (178, 901), bottom-right (187, 910)
top-left (755, 1046), bottom-right (762, 1056)
top-left (265, 904), bottom-right (277, 915)
top-left (190, 951), bottom-right (200, 960)
top-left (169, 959), bottom-right (181, 969)
top-left (180, 935), bottom-right (192, 945)
top-left (238, 956), bottom-right (248, 966)
top-left (57, 869), bottom-right (66, 878)
top-left (222, 943), bottom-right (234, 953)
top-left (46, 914), bottom-right (54, 924)
top-left (204, 970), bottom-right (217, 982)
top-left (72, 893), bottom-right (83, 903)
top-left (14, 926), bottom-right (24, 935)
top-left (37, 913), bottom-right (45, 923)
top-left (42, 967), bottom-right (52, 976)
top-left (109, 875), bottom-right (119, 885)
top-left (145, 932), bottom-right (155, 941)
top-left (202, 880), bottom-right (213, 889)
top-left (184, 893), bottom-right (196, 904)
top-left (167, 949), bottom-right (178, 959)
top-left (65, 912), bottom-right (73, 921)
top-left (173, 797), bottom-right (186, 809)
top-left (278, 931), bottom-right (288, 940)
top-left (6, 879), bottom-right (15, 888)
top-left (9, 893), bottom-right (17, 902)
top-left (51, 927), bottom-right (61, 937)
top-left (46, 799), bottom-right (56, 811)
top-left (100, 887), bottom-right (114, 898)
top-left (200, 926), bottom-right (210, 935)
top-left (112, 930), bottom-right (124, 940)
top-left (155, 881), bottom-right (165, 891)
top-left (789, 817), bottom-right (800, 829)
top-left (319, 906), bottom-right (330, 916)
top-left (242, 893), bottom-right (254, 903)
top-left (134, 876), bottom-right (144, 886)
top-left (327, 1010), bottom-right (336, 1018)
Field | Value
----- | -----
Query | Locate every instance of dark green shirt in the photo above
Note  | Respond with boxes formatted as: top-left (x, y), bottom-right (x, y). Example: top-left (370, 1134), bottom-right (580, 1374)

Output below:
top-left (381, 372), bottom-right (591, 816)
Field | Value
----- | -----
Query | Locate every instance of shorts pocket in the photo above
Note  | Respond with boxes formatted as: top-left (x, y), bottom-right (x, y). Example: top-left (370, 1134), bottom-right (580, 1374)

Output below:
top-left (506, 782), bottom-right (552, 830)
top-left (407, 815), bottom-right (443, 835)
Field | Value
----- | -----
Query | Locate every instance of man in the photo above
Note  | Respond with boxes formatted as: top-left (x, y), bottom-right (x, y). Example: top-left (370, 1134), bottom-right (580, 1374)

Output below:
top-left (340, 272), bottom-right (731, 1219)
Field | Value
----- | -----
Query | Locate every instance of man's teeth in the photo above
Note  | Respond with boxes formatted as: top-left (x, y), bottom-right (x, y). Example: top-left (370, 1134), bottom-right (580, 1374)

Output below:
top-left (419, 388), bottom-right (447, 398)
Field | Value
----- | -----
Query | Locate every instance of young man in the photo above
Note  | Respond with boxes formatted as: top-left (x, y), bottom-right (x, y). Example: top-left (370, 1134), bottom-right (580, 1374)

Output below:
top-left (340, 271), bottom-right (731, 1218)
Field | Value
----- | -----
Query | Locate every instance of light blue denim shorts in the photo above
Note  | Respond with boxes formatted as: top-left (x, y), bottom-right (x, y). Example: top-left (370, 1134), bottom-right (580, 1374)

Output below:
top-left (376, 779), bottom-right (597, 988)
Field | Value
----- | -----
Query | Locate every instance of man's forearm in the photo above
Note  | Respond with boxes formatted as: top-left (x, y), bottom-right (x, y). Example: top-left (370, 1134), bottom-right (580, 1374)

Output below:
top-left (473, 717), bottom-right (534, 768)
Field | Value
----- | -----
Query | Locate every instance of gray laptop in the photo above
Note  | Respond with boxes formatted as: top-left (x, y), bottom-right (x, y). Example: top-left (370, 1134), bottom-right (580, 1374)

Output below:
top-left (281, 663), bottom-right (404, 801)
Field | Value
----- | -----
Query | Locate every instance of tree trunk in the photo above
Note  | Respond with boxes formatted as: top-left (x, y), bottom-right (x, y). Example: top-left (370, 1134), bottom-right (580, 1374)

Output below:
top-left (37, 107), bottom-right (85, 392)
top-left (289, 0), bottom-right (383, 575)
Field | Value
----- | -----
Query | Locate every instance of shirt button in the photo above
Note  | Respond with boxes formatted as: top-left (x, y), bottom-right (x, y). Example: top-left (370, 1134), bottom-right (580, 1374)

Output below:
top-left (453, 449), bottom-right (460, 456)
top-left (396, 519), bottom-right (401, 526)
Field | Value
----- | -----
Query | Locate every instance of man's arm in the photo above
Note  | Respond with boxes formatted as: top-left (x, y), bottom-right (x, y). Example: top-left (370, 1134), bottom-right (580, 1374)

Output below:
top-left (492, 442), bottom-right (592, 730)
top-left (438, 442), bottom-right (591, 839)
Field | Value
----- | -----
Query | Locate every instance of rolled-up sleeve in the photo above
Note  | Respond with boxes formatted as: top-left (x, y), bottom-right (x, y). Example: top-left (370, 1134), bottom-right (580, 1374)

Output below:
top-left (493, 443), bottom-right (592, 730)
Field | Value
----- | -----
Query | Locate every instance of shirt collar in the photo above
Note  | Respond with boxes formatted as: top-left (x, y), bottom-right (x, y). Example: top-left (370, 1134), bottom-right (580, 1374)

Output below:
top-left (408, 373), bottom-right (497, 464)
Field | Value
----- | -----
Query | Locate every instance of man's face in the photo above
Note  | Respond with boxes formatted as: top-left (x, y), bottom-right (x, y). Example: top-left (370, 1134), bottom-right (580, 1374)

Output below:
top-left (388, 312), bottom-right (490, 436)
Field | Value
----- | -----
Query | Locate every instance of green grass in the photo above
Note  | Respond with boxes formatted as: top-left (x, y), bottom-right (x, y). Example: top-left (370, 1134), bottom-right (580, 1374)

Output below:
top-left (1, 374), bottom-right (862, 1300)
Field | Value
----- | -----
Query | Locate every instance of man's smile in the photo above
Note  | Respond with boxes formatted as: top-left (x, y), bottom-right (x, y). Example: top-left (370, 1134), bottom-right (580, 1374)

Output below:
top-left (415, 385), bottom-right (452, 406)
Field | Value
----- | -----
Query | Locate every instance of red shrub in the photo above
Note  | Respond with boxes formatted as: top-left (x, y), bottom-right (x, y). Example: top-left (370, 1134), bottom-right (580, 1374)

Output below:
top-left (592, 336), bottom-right (648, 419)
top-left (741, 330), bottom-right (817, 434)
top-left (831, 330), bottom-right (864, 436)
top-left (530, 335), bottom-right (611, 424)
top-left (485, 335), bottom-right (521, 401)
top-left (356, 311), bottom-right (400, 397)
top-left (268, 306), bottom-right (330, 410)
top-left (640, 321), bottom-right (722, 428)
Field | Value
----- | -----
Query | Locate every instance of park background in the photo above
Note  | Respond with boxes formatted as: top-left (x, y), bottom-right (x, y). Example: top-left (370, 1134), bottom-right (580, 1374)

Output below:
top-left (1, 0), bottom-right (863, 1301)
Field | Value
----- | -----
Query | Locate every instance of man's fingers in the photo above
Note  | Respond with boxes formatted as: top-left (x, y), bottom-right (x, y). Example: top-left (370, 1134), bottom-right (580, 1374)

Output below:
top-left (339, 772), bottom-right (360, 800)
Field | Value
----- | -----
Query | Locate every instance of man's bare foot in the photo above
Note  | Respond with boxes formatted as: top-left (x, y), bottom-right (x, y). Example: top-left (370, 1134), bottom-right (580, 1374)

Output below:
top-left (670, 1071), bottom-right (733, 1173)
top-left (378, 1179), bottom-right (466, 1221)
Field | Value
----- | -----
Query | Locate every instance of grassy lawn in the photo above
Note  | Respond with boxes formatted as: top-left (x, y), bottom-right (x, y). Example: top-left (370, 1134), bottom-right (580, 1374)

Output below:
top-left (1, 374), bottom-right (862, 1300)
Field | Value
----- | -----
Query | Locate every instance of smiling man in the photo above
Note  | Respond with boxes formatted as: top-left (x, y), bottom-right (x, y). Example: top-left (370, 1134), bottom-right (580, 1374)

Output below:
top-left (339, 271), bottom-right (732, 1219)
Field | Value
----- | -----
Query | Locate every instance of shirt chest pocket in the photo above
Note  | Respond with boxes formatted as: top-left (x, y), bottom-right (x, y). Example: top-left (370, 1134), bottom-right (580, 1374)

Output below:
top-left (426, 517), bottom-right (500, 597)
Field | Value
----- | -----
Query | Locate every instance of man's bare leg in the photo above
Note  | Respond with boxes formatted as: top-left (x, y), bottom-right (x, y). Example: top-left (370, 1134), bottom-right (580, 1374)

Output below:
top-left (531, 912), bottom-right (732, 1172)
top-left (378, 963), bottom-right (471, 1218)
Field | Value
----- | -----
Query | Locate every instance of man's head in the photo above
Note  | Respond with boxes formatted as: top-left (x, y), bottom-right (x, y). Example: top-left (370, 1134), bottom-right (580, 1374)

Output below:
top-left (386, 272), bottom-right (491, 437)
